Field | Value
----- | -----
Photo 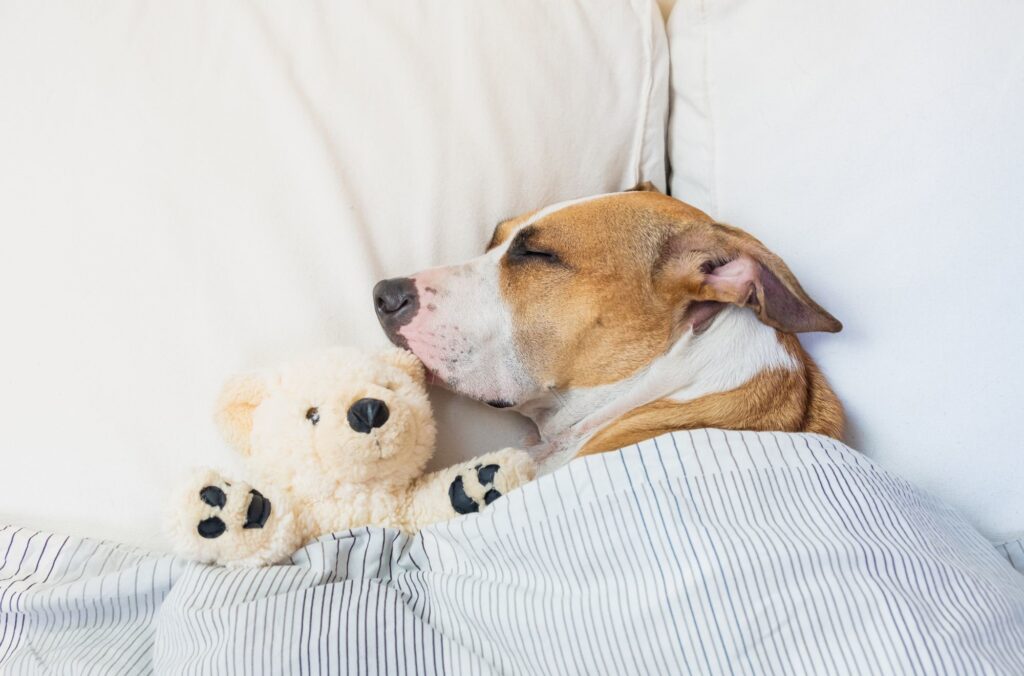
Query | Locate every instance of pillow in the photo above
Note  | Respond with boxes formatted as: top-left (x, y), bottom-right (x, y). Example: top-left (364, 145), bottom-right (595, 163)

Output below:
top-left (0, 0), bottom-right (668, 549)
top-left (667, 0), bottom-right (1024, 538)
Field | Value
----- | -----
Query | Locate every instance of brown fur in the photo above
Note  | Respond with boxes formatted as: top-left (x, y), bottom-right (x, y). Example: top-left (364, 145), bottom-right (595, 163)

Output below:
top-left (490, 195), bottom-right (719, 389)
top-left (577, 336), bottom-right (843, 457)
top-left (488, 191), bottom-right (844, 455)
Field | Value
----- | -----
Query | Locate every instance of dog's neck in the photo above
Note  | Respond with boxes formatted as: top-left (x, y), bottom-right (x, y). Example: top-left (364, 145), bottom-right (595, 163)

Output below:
top-left (516, 306), bottom-right (799, 470)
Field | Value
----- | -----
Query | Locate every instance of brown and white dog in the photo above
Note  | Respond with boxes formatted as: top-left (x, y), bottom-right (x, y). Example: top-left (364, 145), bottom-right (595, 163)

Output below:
top-left (373, 184), bottom-right (843, 470)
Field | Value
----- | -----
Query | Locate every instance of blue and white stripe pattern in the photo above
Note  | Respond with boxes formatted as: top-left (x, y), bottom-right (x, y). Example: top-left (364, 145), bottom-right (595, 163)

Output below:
top-left (2, 430), bottom-right (1023, 674)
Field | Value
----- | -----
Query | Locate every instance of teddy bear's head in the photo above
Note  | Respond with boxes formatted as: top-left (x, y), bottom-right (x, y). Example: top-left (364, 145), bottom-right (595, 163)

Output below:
top-left (215, 346), bottom-right (436, 489)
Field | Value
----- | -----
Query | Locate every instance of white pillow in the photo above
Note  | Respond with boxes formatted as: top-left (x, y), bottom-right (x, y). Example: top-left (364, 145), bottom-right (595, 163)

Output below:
top-left (667, 0), bottom-right (1024, 538)
top-left (0, 0), bottom-right (668, 550)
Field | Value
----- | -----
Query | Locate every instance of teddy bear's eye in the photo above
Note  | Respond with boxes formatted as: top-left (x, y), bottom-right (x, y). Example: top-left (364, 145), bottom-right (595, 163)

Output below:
top-left (305, 407), bottom-right (320, 425)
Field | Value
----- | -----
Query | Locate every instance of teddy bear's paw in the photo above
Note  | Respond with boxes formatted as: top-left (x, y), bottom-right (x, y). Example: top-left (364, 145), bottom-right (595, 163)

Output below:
top-left (448, 449), bottom-right (537, 515)
top-left (168, 469), bottom-right (300, 567)
top-left (196, 484), bottom-right (271, 538)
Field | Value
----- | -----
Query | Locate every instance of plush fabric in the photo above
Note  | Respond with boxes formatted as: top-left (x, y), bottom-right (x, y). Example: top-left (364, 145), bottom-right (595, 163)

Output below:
top-left (167, 346), bottom-right (535, 566)
top-left (0, 0), bottom-right (668, 549)
top-left (667, 0), bottom-right (1024, 539)
top-left (2, 430), bottom-right (1022, 674)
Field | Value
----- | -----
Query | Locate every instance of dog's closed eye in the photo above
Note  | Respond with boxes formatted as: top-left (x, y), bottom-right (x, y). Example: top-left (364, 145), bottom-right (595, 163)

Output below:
top-left (511, 246), bottom-right (559, 263)
top-left (506, 227), bottom-right (563, 266)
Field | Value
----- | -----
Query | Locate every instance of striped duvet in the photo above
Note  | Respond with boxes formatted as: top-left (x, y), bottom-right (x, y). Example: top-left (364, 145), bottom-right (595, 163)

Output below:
top-left (2, 429), bottom-right (1022, 674)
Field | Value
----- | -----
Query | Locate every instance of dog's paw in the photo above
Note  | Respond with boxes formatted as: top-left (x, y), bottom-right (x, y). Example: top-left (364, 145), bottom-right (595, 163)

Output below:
top-left (448, 449), bottom-right (537, 515)
top-left (167, 469), bottom-right (299, 567)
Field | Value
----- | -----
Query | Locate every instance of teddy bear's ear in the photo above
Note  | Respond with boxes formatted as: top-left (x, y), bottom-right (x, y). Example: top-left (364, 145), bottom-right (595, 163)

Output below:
top-left (214, 372), bottom-right (266, 456)
top-left (379, 347), bottom-right (426, 386)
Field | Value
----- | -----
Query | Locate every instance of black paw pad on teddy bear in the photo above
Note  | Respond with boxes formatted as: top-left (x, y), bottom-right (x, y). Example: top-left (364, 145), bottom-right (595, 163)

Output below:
top-left (448, 464), bottom-right (504, 515)
top-left (196, 485), bottom-right (272, 539)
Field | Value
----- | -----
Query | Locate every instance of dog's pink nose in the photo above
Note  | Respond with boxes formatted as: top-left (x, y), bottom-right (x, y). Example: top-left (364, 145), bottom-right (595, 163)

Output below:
top-left (373, 277), bottom-right (418, 339)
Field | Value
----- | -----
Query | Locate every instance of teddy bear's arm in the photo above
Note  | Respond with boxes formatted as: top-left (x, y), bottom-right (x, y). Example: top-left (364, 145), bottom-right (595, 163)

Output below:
top-left (402, 448), bottom-right (537, 531)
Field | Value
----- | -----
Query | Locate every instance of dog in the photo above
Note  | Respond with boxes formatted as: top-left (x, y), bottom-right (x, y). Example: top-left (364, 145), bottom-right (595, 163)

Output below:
top-left (373, 183), bottom-right (843, 469)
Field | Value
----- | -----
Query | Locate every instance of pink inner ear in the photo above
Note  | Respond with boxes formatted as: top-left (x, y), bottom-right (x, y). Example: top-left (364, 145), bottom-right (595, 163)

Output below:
top-left (704, 255), bottom-right (759, 305)
top-left (703, 254), bottom-right (841, 333)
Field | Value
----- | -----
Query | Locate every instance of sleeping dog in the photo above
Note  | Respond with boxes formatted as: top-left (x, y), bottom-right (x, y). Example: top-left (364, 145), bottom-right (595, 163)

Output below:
top-left (373, 183), bottom-right (843, 469)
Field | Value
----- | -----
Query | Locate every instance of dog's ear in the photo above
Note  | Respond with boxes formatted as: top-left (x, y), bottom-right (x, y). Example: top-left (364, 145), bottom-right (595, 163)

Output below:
top-left (214, 371), bottom-right (267, 456)
top-left (626, 180), bottom-right (660, 193)
top-left (663, 223), bottom-right (841, 334)
top-left (378, 346), bottom-right (426, 386)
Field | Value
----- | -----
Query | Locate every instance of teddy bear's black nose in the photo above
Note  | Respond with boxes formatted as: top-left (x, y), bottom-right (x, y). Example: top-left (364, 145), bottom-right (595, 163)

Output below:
top-left (347, 398), bottom-right (390, 434)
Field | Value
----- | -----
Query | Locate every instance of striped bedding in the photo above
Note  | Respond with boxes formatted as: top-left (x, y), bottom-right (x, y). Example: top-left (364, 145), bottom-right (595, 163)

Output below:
top-left (2, 430), bottom-right (1022, 675)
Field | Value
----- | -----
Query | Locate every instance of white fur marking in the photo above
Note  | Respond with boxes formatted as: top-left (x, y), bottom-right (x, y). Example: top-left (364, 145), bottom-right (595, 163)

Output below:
top-left (402, 191), bottom-right (627, 404)
top-left (520, 191), bottom-right (623, 228)
top-left (662, 305), bottom-right (798, 403)
top-left (533, 306), bottom-right (798, 471)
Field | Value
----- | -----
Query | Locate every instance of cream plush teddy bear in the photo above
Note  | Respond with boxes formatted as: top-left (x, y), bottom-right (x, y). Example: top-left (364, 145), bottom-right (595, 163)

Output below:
top-left (169, 346), bottom-right (536, 566)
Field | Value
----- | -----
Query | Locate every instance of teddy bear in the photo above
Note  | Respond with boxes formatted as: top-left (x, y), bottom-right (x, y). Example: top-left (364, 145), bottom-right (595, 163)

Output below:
top-left (168, 345), bottom-right (536, 566)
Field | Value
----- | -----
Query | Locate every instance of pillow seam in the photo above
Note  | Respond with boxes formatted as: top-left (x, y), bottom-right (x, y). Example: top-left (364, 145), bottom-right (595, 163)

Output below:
top-left (699, 0), bottom-right (718, 214)
top-left (629, 0), bottom-right (660, 187)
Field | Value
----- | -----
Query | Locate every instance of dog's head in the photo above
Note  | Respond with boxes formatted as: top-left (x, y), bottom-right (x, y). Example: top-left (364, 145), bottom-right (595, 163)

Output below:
top-left (373, 185), bottom-right (840, 409)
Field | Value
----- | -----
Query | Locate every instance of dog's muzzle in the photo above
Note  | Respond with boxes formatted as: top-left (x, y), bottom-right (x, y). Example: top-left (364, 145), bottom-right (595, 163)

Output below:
top-left (373, 277), bottom-right (418, 344)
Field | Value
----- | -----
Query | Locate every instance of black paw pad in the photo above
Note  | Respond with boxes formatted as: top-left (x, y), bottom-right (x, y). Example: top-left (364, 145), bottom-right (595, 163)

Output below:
top-left (199, 485), bottom-right (227, 508)
top-left (198, 516), bottom-right (226, 539)
top-left (477, 464), bottom-right (500, 485)
top-left (484, 488), bottom-right (502, 505)
top-left (448, 476), bottom-right (479, 515)
top-left (243, 490), bottom-right (271, 529)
